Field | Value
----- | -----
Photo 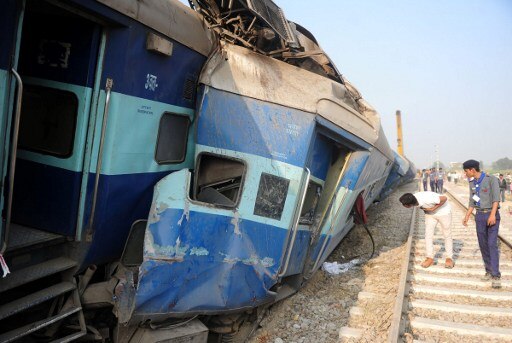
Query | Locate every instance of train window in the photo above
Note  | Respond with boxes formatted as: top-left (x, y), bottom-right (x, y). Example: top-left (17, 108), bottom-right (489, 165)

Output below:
top-left (193, 154), bottom-right (245, 207)
top-left (299, 181), bottom-right (322, 225)
top-left (254, 173), bottom-right (290, 221)
top-left (18, 85), bottom-right (78, 158)
top-left (155, 112), bottom-right (190, 164)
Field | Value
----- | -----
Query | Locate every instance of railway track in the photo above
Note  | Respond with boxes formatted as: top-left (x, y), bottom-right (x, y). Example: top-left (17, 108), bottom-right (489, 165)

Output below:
top-left (390, 189), bottom-right (512, 342)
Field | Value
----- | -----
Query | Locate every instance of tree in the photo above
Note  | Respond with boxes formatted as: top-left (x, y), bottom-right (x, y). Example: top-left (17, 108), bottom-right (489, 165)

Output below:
top-left (492, 157), bottom-right (512, 170)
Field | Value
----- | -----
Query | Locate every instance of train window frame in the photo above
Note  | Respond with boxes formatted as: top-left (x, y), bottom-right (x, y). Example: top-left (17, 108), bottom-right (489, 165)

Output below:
top-left (17, 84), bottom-right (78, 158)
top-left (154, 112), bottom-right (191, 164)
top-left (191, 153), bottom-right (247, 209)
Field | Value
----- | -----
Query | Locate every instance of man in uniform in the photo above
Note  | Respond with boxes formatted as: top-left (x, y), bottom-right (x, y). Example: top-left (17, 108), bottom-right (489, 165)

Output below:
top-left (498, 174), bottom-right (507, 203)
top-left (462, 159), bottom-right (501, 288)
top-left (437, 168), bottom-right (445, 193)
top-left (422, 169), bottom-right (429, 191)
top-left (400, 191), bottom-right (454, 269)
top-left (429, 168), bottom-right (437, 192)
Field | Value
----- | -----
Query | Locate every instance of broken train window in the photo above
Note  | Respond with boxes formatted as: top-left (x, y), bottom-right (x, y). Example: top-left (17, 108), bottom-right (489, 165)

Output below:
top-left (299, 181), bottom-right (322, 225)
top-left (193, 153), bottom-right (246, 207)
top-left (254, 173), bottom-right (290, 220)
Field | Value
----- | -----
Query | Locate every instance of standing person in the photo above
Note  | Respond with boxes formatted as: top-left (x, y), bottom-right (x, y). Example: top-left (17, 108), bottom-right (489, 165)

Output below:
top-left (498, 174), bottom-right (507, 202)
top-left (461, 160), bottom-right (501, 288)
top-left (399, 191), bottom-right (454, 269)
top-left (422, 169), bottom-right (429, 191)
top-left (437, 168), bottom-right (445, 193)
top-left (429, 168), bottom-right (437, 193)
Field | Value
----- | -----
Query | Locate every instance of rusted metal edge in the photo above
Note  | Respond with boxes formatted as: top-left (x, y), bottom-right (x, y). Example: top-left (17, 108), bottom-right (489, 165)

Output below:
top-left (388, 203), bottom-right (417, 343)
top-left (445, 189), bottom-right (512, 250)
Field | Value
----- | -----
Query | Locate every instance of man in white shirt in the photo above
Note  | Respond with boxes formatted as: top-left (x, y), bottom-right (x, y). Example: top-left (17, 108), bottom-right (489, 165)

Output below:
top-left (399, 191), bottom-right (454, 268)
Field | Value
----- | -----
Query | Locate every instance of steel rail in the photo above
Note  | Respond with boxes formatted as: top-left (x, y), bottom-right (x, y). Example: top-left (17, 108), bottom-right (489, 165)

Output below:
top-left (387, 204), bottom-right (417, 343)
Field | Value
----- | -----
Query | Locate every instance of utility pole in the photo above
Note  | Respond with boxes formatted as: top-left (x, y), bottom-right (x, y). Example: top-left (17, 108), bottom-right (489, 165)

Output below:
top-left (435, 145), bottom-right (440, 170)
top-left (396, 110), bottom-right (404, 156)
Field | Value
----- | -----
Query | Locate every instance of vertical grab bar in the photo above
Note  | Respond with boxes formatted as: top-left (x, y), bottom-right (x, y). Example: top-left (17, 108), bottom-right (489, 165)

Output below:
top-left (278, 167), bottom-right (310, 278)
top-left (1, 69), bottom-right (23, 254)
top-left (88, 78), bottom-right (113, 236)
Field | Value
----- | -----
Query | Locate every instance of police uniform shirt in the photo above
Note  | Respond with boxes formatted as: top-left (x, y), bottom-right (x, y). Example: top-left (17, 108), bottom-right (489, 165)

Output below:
top-left (468, 173), bottom-right (500, 210)
top-left (422, 172), bottom-right (428, 181)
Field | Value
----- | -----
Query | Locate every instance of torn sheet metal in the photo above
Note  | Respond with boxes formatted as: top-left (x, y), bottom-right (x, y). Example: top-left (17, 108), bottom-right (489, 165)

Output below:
top-left (124, 170), bottom-right (286, 321)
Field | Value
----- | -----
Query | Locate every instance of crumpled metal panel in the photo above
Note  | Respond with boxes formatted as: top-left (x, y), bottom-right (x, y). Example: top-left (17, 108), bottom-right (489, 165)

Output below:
top-left (96, 0), bottom-right (215, 56)
top-left (130, 170), bottom-right (285, 319)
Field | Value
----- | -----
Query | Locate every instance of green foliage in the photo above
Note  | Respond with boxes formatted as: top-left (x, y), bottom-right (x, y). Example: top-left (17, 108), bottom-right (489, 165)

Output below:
top-left (492, 157), bottom-right (512, 170)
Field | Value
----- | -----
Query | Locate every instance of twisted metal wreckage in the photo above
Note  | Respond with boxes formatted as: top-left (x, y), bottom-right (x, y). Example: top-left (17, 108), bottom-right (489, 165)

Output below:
top-left (0, 0), bottom-right (414, 341)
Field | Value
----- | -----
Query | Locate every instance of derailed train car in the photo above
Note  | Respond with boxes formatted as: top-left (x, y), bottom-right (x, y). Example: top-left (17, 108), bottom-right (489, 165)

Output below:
top-left (378, 151), bottom-right (416, 201)
top-left (114, 0), bottom-right (414, 340)
top-left (0, 0), bottom-right (413, 341)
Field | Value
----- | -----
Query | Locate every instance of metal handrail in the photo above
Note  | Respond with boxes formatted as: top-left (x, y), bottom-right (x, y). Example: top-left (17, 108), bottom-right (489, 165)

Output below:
top-left (278, 167), bottom-right (310, 278)
top-left (88, 78), bottom-right (113, 234)
top-left (1, 69), bottom-right (23, 254)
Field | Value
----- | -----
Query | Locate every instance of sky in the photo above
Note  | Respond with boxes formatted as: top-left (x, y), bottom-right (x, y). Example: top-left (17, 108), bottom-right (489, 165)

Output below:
top-left (181, 0), bottom-right (512, 169)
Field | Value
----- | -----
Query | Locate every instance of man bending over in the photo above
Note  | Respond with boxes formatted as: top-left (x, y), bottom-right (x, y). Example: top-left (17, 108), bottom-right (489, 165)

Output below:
top-left (400, 191), bottom-right (454, 268)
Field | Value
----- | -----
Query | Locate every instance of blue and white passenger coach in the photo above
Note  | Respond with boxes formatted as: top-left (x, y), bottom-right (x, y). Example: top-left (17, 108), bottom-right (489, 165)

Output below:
top-left (113, 0), bottom-right (406, 338)
top-left (0, 0), bottom-right (413, 341)
top-left (0, 0), bottom-right (213, 340)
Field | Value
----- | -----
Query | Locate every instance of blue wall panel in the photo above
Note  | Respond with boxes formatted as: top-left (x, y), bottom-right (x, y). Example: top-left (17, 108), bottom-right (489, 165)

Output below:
top-left (197, 88), bottom-right (315, 168)
top-left (135, 209), bottom-right (287, 314)
top-left (82, 170), bottom-right (170, 266)
top-left (12, 159), bottom-right (82, 236)
top-left (102, 25), bottom-right (206, 108)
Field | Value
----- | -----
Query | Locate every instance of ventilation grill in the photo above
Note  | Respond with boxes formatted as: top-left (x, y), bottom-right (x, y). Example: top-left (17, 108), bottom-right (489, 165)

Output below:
top-left (247, 0), bottom-right (298, 47)
top-left (183, 79), bottom-right (195, 101)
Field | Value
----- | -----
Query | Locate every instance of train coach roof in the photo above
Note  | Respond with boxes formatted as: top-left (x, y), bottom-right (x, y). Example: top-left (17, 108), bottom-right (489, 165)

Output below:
top-left (200, 43), bottom-right (381, 146)
top-left (97, 0), bottom-right (215, 56)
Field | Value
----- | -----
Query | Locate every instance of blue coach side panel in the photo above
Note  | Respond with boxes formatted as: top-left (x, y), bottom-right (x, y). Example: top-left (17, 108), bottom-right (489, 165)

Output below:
top-left (127, 87), bottom-right (318, 318)
top-left (81, 12), bottom-right (209, 266)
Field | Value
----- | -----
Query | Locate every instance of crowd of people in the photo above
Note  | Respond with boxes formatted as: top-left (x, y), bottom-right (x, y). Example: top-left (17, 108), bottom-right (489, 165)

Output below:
top-left (402, 159), bottom-right (507, 289)
top-left (420, 167), bottom-right (447, 193)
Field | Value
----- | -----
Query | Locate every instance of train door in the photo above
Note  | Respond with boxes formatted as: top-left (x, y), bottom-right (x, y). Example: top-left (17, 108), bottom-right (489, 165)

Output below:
top-left (302, 132), bottom-right (351, 275)
top-left (279, 132), bottom-right (350, 279)
top-left (4, 0), bottom-right (103, 244)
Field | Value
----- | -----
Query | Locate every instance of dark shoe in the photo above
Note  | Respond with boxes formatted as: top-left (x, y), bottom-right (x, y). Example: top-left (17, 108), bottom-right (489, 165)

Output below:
top-left (491, 276), bottom-right (501, 289)
top-left (481, 272), bottom-right (491, 281)
top-left (445, 258), bottom-right (454, 269)
top-left (421, 257), bottom-right (434, 268)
